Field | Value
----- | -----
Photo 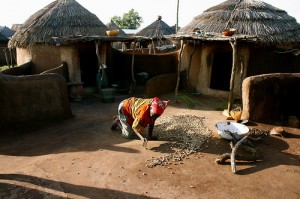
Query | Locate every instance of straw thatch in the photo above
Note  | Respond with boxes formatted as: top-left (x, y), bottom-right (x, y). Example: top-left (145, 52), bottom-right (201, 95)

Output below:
top-left (106, 20), bottom-right (128, 37)
top-left (177, 0), bottom-right (300, 46)
top-left (0, 33), bottom-right (7, 42)
top-left (136, 16), bottom-right (176, 38)
top-left (8, 0), bottom-right (108, 48)
top-left (11, 24), bottom-right (22, 32)
top-left (0, 26), bottom-right (15, 39)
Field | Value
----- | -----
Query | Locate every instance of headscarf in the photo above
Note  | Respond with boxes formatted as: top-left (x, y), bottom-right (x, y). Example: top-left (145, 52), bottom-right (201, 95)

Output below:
top-left (150, 97), bottom-right (168, 115)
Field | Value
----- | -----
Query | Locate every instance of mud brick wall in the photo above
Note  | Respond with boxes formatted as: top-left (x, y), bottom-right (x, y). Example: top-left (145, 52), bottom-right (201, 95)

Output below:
top-left (242, 73), bottom-right (300, 125)
top-left (0, 73), bottom-right (72, 130)
top-left (144, 73), bottom-right (177, 98)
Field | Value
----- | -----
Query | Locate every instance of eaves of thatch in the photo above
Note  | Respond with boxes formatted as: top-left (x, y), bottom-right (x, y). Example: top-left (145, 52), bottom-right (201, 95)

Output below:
top-left (106, 20), bottom-right (128, 37)
top-left (8, 0), bottom-right (109, 48)
top-left (51, 35), bottom-right (151, 46)
top-left (136, 16), bottom-right (176, 39)
top-left (176, 0), bottom-right (300, 48)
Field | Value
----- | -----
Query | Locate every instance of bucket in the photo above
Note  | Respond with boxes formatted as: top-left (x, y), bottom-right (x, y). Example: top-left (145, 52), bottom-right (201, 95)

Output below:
top-left (100, 88), bottom-right (116, 103)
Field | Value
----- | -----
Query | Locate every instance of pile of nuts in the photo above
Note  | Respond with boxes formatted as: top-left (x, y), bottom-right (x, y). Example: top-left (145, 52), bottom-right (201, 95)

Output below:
top-left (146, 115), bottom-right (212, 168)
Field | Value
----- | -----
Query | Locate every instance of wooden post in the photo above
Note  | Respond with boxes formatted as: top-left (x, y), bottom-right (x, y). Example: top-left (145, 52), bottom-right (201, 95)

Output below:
top-left (10, 48), bottom-right (13, 67)
top-left (4, 49), bottom-right (9, 66)
top-left (175, 39), bottom-right (184, 99)
top-left (95, 40), bottom-right (102, 93)
top-left (152, 40), bottom-right (156, 54)
top-left (176, 0), bottom-right (180, 32)
top-left (228, 37), bottom-right (238, 112)
top-left (187, 41), bottom-right (196, 91)
top-left (130, 40), bottom-right (136, 95)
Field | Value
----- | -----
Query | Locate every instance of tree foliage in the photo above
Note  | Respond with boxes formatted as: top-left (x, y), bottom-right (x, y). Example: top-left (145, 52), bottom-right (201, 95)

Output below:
top-left (111, 9), bottom-right (143, 29)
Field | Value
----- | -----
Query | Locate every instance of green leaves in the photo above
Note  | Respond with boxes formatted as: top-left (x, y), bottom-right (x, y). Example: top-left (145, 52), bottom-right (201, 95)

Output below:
top-left (111, 9), bottom-right (143, 29)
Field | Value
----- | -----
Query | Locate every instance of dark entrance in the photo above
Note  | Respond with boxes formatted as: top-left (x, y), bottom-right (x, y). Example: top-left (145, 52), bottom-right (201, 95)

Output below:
top-left (210, 51), bottom-right (232, 91)
top-left (79, 45), bottom-right (98, 87)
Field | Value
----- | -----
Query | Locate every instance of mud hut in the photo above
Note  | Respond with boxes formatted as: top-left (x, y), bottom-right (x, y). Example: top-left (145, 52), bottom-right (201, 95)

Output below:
top-left (0, 26), bottom-right (15, 66)
top-left (171, 0), bottom-right (300, 102)
top-left (106, 19), bottom-right (131, 50)
top-left (136, 16), bottom-right (176, 49)
top-left (8, 0), bottom-right (109, 88)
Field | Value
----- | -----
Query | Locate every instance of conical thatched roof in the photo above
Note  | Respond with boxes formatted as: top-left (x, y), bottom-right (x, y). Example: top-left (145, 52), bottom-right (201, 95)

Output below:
top-left (106, 20), bottom-right (128, 37)
top-left (136, 16), bottom-right (176, 38)
top-left (9, 0), bottom-right (108, 48)
top-left (0, 26), bottom-right (15, 39)
top-left (177, 0), bottom-right (300, 46)
top-left (0, 33), bottom-right (7, 42)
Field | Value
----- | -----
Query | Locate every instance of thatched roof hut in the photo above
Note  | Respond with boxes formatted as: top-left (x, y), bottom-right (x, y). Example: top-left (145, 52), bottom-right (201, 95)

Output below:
top-left (0, 32), bottom-right (7, 42)
top-left (106, 20), bottom-right (128, 37)
top-left (177, 0), bottom-right (300, 47)
top-left (135, 16), bottom-right (177, 50)
top-left (136, 16), bottom-right (176, 38)
top-left (9, 0), bottom-right (108, 48)
top-left (170, 0), bottom-right (300, 111)
top-left (0, 26), bottom-right (14, 41)
top-left (6, 0), bottom-right (113, 89)
top-left (0, 26), bottom-right (15, 65)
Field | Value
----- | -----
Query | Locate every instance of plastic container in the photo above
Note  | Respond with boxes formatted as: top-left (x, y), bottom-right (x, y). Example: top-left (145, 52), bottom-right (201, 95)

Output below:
top-left (100, 88), bottom-right (116, 103)
top-left (96, 67), bottom-right (109, 93)
top-left (230, 110), bottom-right (242, 121)
top-left (136, 72), bottom-right (149, 85)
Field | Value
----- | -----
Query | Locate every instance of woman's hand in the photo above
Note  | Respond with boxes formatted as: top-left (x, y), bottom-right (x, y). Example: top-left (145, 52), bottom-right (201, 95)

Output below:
top-left (142, 138), bottom-right (148, 149)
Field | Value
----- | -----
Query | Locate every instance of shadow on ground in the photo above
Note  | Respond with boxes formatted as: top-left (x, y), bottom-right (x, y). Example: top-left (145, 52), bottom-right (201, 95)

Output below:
top-left (0, 174), bottom-right (156, 199)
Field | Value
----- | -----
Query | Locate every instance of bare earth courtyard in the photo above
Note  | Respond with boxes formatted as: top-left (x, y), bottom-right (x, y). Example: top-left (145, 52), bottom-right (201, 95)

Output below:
top-left (0, 92), bottom-right (299, 199)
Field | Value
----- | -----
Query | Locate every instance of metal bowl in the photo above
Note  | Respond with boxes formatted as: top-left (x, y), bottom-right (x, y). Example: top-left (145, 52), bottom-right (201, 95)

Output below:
top-left (215, 121), bottom-right (249, 140)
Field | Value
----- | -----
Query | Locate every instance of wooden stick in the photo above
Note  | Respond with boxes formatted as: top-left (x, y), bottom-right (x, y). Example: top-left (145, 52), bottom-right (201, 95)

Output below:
top-left (186, 41), bottom-right (196, 91)
top-left (95, 40), bottom-right (102, 94)
top-left (231, 135), bottom-right (249, 173)
top-left (228, 37), bottom-right (238, 112)
top-left (175, 39), bottom-right (184, 99)
top-left (130, 41), bottom-right (136, 95)
top-left (216, 150), bottom-right (262, 164)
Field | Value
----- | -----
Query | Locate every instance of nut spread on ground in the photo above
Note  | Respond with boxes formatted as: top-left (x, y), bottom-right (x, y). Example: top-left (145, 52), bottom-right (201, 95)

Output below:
top-left (147, 115), bottom-right (212, 168)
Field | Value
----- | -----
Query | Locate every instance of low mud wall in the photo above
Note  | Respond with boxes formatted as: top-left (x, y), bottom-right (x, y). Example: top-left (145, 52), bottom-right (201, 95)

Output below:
top-left (242, 73), bottom-right (300, 126)
top-left (1, 61), bottom-right (69, 81)
top-left (1, 61), bottom-right (33, 76)
top-left (145, 73), bottom-right (177, 98)
top-left (0, 73), bottom-right (72, 130)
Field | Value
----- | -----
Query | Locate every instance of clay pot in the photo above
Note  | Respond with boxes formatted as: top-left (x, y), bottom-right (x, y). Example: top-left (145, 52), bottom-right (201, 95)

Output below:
top-left (288, 116), bottom-right (300, 128)
top-left (222, 28), bottom-right (236, 36)
top-left (67, 82), bottom-right (84, 102)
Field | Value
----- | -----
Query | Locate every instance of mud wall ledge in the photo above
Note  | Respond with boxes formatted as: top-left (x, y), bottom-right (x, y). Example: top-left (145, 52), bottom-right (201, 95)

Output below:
top-left (242, 73), bottom-right (300, 126)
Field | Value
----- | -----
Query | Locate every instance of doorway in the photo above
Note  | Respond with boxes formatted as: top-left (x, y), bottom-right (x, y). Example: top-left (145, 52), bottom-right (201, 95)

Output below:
top-left (210, 51), bottom-right (232, 91)
top-left (79, 47), bottom-right (98, 87)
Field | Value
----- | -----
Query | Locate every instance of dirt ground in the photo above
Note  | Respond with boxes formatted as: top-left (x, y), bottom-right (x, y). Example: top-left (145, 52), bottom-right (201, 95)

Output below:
top-left (0, 91), bottom-right (299, 199)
